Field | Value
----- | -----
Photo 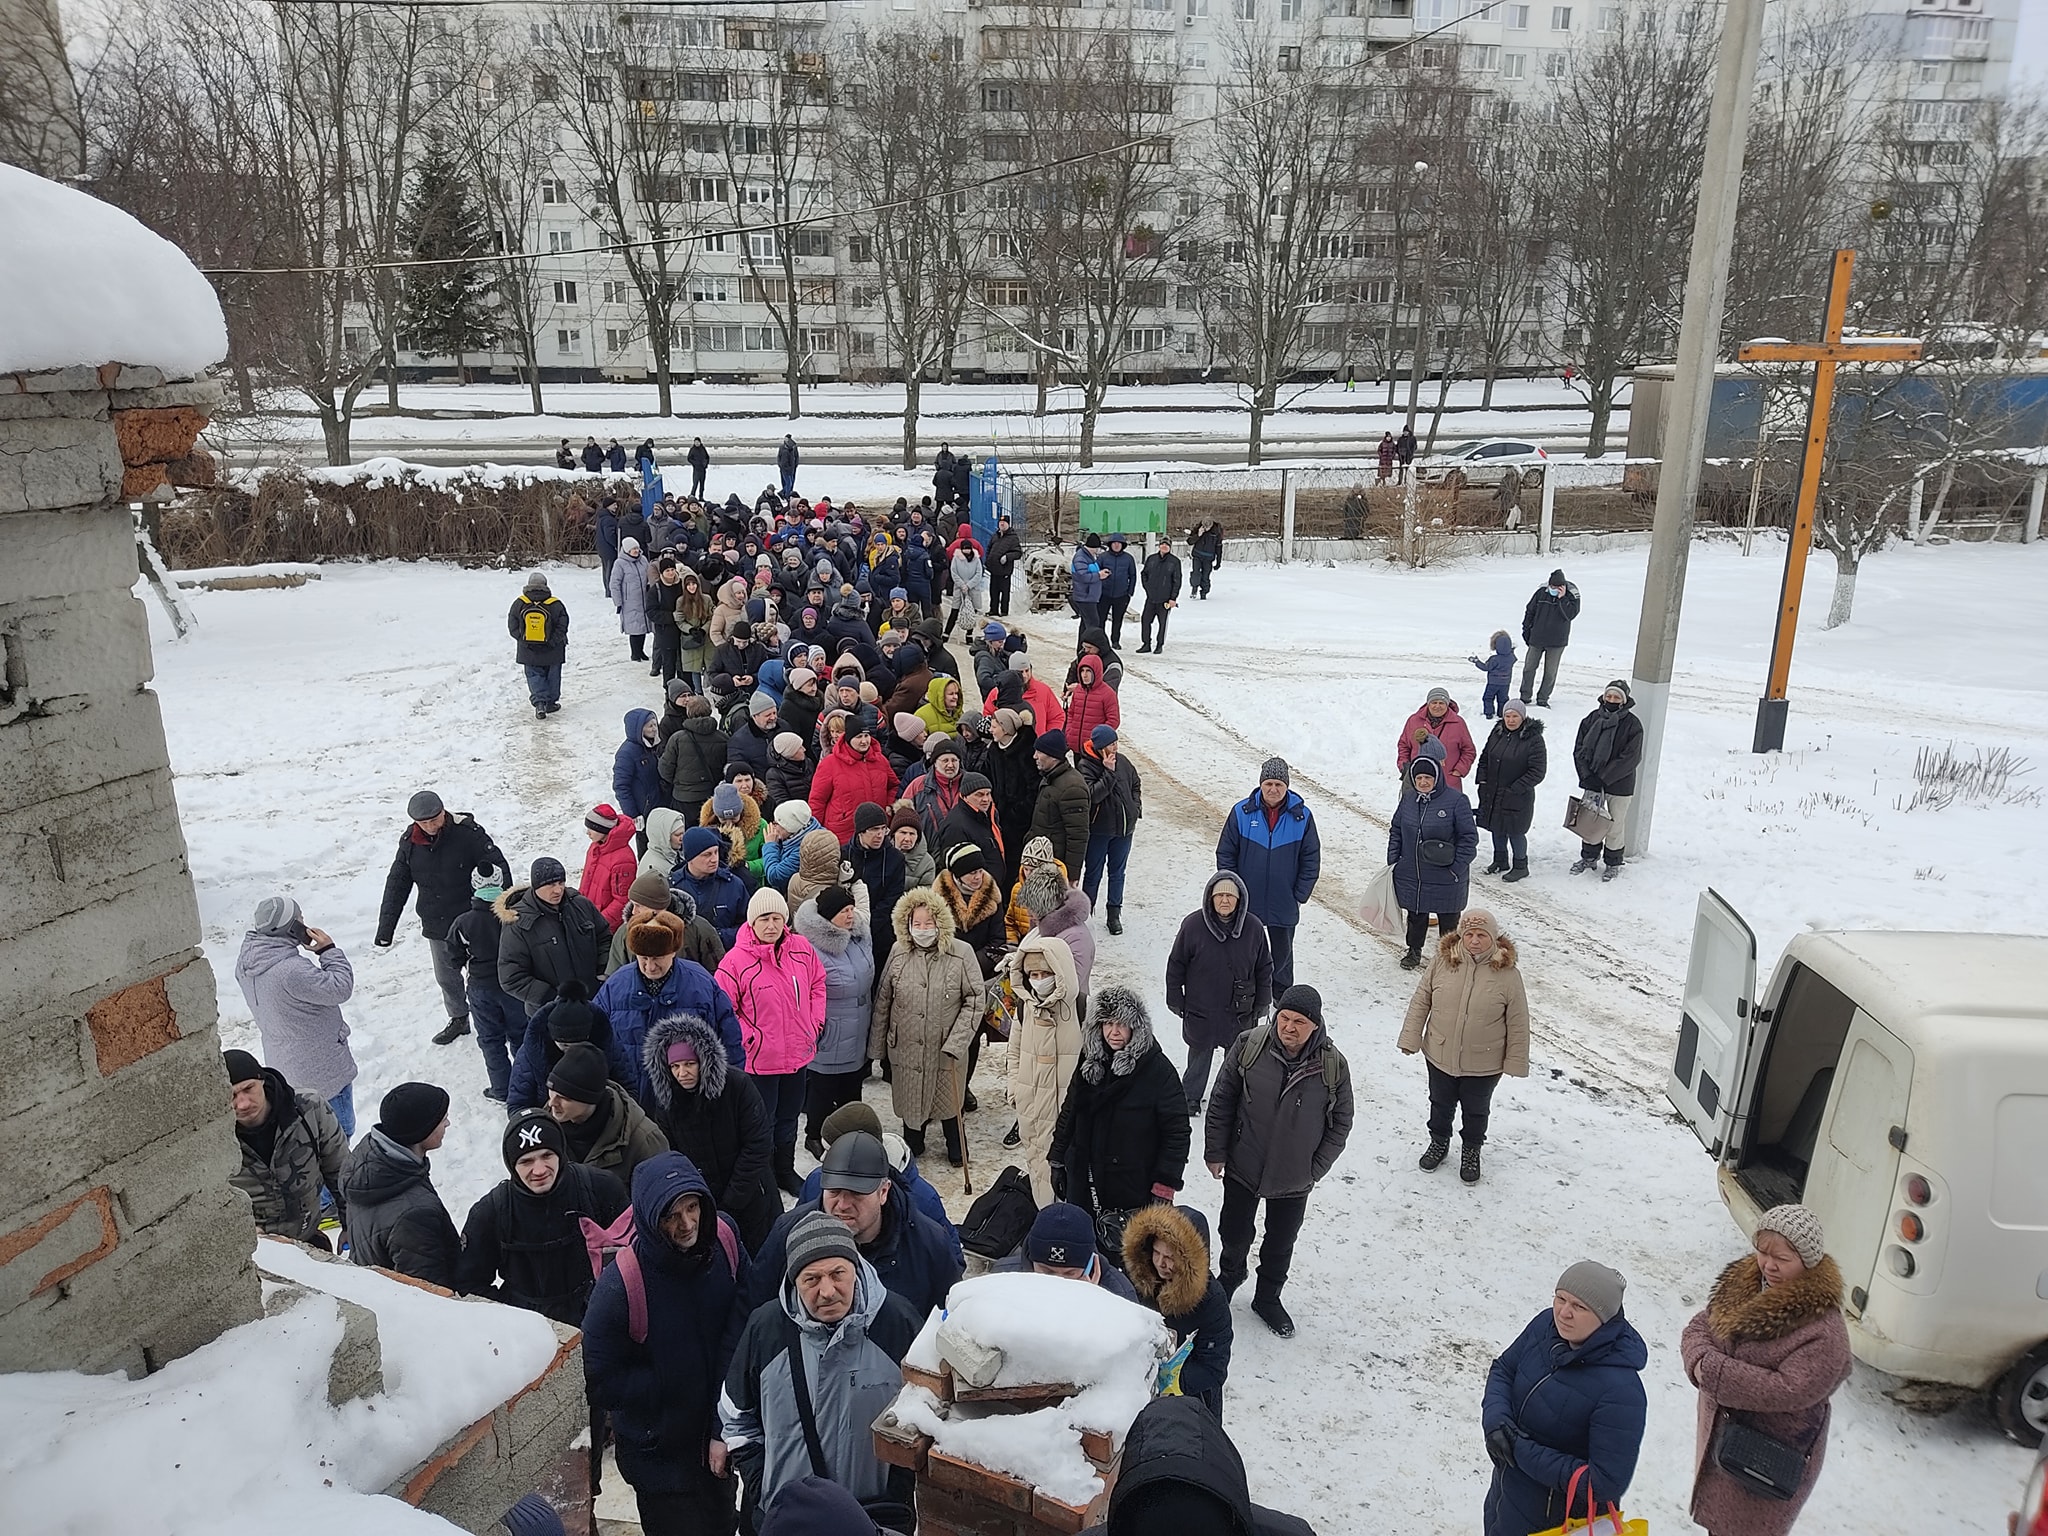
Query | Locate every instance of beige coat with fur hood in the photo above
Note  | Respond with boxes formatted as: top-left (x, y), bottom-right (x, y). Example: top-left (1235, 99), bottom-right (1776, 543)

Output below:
top-left (1398, 931), bottom-right (1530, 1077)
top-left (1004, 933), bottom-right (1083, 1204)
top-left (869, 887), bottom-right (984, 1128)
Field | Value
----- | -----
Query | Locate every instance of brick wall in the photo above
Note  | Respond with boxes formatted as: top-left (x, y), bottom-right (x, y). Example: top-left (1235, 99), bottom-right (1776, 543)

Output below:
top-left (0, 362), bottom-right (260, 1375)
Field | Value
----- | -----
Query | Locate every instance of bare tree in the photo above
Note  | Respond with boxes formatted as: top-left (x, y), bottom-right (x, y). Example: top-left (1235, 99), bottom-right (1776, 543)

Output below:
top-left (0, 0), bottom-right (84, 178)
top-left (1459, 125), bottom-right (1541, 410)
top-left (835, 25), bottom-right (980, 467)
top-left (1191, 20), bottom-right (1369, 464)
top-left (547, 5), bottom-right (702, 417)
top-left (722, 7), bottom-right (833, 421)
top-left (1539, 1), bottom-right (1714, 456)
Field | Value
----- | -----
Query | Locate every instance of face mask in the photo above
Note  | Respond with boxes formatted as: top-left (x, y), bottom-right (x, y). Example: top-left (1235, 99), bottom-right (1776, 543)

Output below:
top-left (1028, 974), bottom-right (1058, 1001)
top-left (911, 926), bottom-right (938, 948)
top-left (1602, 699), bottom-right (1623, 712)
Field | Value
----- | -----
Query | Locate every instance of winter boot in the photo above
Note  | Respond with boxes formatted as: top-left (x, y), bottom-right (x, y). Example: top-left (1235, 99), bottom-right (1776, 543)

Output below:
top-left (963, 1088), bottom-right (980, 1113)
top-left (1252, 1295), bottom-right (1296, 1338)
top-left (1399, 949), bottom-right (1423, 970)
top-left (1569, 856), bottom-right (1599, 875)
top-left (1106, 905), bottom-right (1124, 936)
top-left (1220, 1266), bottom-right (1248, 1300)
top-left (1602, 859), bottom-right (1624, 882)
top-left (1460, 1144), bottom-right (1483, 1184)
top-left (534, 704), bottom-right (548, 720)
top-left (774, 1144), bottom-right (804, 1199)
top-left (1502, 860), bottom-right (1530, 883)
top-left (1419, 1137), bottom-right (1451, 1171)
top-left (942, 1117), bottom-right (964, 1168)
top-left (1137, 643), bottom-right (1152, 654)
top-left (805, 1133), bottom-right (826, 1162)
top-left (903, 1123), bottom-right (927, 1158)
top-left (1483, 857), bottom-right (1508, 875)
top-left (1003, 1120), bottom-right (1022, 1148)
top-left (432, 1016), bottom-right (471, 1046)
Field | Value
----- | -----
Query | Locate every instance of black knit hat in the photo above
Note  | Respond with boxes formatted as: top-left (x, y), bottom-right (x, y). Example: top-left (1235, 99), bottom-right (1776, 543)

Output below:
top-left (547, 1042), bottom-right (610, 1106)
top-left (547, 984), bottom-right (599, 1044)
top-left (222, 1048), bottom-right (263, 1087)
top-left (816, 885), bottom-right (856, 920)
top-left (503, 1109), bottom-right (566, 1171)
top-left (1273, 984), bottom-right (1324, 1029)
top-left (377, 1082), bottom-right (450, 1146)
top-left (854, 801), bottom-right (889, 834)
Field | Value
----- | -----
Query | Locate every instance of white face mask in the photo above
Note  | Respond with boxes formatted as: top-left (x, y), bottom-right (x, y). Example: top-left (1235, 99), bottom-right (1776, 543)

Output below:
top-left (1028, 974), bottom-right (1058, 1001)
top-left (910, 926), bottom-right (938, 948)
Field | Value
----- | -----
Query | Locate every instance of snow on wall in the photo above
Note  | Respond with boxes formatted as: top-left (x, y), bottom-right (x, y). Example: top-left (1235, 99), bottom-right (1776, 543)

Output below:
top-left (0, 164), bottom-right (227, 376)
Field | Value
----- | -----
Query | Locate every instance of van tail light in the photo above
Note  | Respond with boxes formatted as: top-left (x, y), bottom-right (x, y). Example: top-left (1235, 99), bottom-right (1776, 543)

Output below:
top-left (1898, 1212), bottom-right (1924, 1243)
top-left (1904, 1175), bottom-right (1932, 1206)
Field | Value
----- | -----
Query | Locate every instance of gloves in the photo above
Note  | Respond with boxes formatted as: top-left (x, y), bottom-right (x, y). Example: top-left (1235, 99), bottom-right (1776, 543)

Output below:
top-left (1484, 1424), bottom-right (1520, 1471)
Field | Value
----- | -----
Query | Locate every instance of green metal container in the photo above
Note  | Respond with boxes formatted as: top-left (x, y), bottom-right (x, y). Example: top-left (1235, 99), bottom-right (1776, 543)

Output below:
top-left (1077, 490), bottom-right (1168, 537)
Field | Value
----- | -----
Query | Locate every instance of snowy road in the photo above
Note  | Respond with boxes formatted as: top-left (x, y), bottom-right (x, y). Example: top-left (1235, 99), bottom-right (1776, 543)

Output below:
top-left (146, 536), bottom-right (2042, 1533)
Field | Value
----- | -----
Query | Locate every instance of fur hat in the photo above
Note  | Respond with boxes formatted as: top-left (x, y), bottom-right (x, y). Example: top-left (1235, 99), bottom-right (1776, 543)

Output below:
top-left (627, 910), bottom-right (686, 958)
top-left (1019, 861), bottom-right (1069, 919)
top-left (1755, 1204), bottom-right (1827, 1268)
top-left (1081, 984), bottom-right (1155, 1084)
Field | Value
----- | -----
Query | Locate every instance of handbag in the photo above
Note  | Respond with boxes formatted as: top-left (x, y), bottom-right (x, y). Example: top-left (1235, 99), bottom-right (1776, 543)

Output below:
top-left (1713, 1414), bottom-right (1811, 1502)
top-left (1358, 862), bottom-right (1403, 935)
top-left (1094, 1207), bottom-right (1138, 1268)
top-left (1527, 1465), bottom-right (1648, 1536)
top-left (1420, 836), bottom-right (1456, 868)
top-left (1564, 792), bottom-right (1613, 845)
top-left (785, 1315), bottom-right (918, 1533)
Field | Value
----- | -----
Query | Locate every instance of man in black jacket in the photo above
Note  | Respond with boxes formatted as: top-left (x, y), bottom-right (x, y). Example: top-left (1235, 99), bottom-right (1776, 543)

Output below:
top-left (1079, 1396), bottom-right (1314, 1536)
top-left (497, 857), bottom-right (613, 1016)
top-left (1519, 568), bottom-right (1581, 708)
top-left (457, 1111), bottom-right (628, 1324)
top-left (1029, 730), bottom-right (1091, 876)
top-left (985, 515), bottom-right (1023, 616)
top-left (1099, 533), bottom-right (1139, 651)
top-left (688, 437), bottom-right (711, 498)
top-left (509, 572), bottom-right (570, 718)
top-left (341, 1082), bottom-right (459, 1288)
top-left (376, 789), bottom-right (509, 1044)
top-left (1138, 536), bottom-right (1182, 655)
top-left (1570, 679), bottom-right (1644, 880)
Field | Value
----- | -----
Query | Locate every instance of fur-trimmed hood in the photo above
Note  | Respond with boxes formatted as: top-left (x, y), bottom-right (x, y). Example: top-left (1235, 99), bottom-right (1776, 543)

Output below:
top-left (793, 895), bottom-right (862, 956)
top-left (1122, 1204), bottom-right (1211, 1318)
top-left (641, 1012), bottom-right (732, 1110)
top-left (1008, 931), bottom-right (1079, 1007)
top-left (1079, 983), bottom-right (1157, 1083)
top-left (936, 868), bottom-right (1003, 932)
top-left (1704, 1253), bottom-right (1845, 1345)
top-left (890, 885), bottom-right (958, 949)
top-left (1434, 931), bottom-right (1519, 970)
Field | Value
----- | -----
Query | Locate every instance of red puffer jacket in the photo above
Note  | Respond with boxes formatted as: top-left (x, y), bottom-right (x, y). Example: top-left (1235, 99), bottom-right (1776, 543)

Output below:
top-left (1395, 700), bottom-right (1477, 789)
top-left (1063, 658), bottom-right (1121, 748)
top-left (579, 819), bottom-right (640, 929)
top-left (809, 733), bottom-right (902, 840)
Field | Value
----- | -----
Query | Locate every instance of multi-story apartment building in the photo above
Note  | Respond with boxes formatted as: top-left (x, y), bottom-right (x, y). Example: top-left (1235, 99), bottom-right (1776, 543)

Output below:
top-left (387, 0), bottom-right (2020, 387)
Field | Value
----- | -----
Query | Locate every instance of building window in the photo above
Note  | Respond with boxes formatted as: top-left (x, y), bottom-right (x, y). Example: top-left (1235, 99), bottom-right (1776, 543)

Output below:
top-left (846, 235), bottom-right (873, 262)
top-left (553, 279), bottom-right (578, 302)
top-left (547, 230), bottom-right (575, 253)
top-left (803, 328), bottom-right (838, 353)
top-left (850, 331), bottom-right (878, 356)
top-left (1187, 0), bottom-right (1210, 16)
top-left (557, 328), bottom-right (581, 355)
top-left (791, 230), bottom-right (832, 257)
top-left (695, 324), bottom-right (737, 351)
top-left (1550, 5), bottom-right (1571, 28)
top-left (1468, 44), bottom-right (1500, 71)
top-left (1505, 2), bottom-right (1529, 25)
top-left (583, 76), bottom-right (609, 103)
top-left (1280, 0), bottom-right (1301, 17)
top-left (1232, 0), bottom-right (1255, 16)
top-left (701, 232), bottom-right (728, 252)
top-left (1133, 84), bottom-right (1174, 114)
top-left (1543, 51), bottom-right (1567, 77)
top-left (1597, 5), bottom-right (1619, 29)
top-left (1518, 328), bottom-right (1542, 353)
top-left (730, 125), bottom-right (770, 155)
top-left (1278, 45), bottom-right (1301, 70)
top-left (982, 82), bottom-right (1018, 111)
top-left (983, 132), bottom-right (1027, 162)
top-left (602, 280), bottom-right (630, 304)
top-left (1503, 52), bottom-right (1526, 79)
top-left (1122, 326), bottom-right (1168, 353)
top-left (540, 178), bottom-right (570, 204)
top-left (744, 325), bottom-right (779, 351)
top-left (747, 231), bottom-right (779, 261)
top-left (689, 178), bottom-right (728, 204)
top-left (986, 280), bottom-right (1033, 306)
top-left (1180, 41), bottom-right (1209, 69)
top-left (604, 327), bottom-right (632, 354)
top-left (690, 277), bottom-right (731, 303)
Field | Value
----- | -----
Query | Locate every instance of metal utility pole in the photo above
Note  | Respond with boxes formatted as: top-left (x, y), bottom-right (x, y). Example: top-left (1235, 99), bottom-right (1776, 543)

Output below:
top-left (1624, 0), bottom-right (1769, 856)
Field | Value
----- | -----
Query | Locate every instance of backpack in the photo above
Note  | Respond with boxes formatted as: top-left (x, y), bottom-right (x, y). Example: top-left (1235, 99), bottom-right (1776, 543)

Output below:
top-left (957, 1164), bottom-right (1038, 1260)
top-left (523, 602), bottom-right (551, 644)
top-left (1235, 1023), bottom-right (1347, 1126)
top-left (581, 1206), bottom-right (742, 1344)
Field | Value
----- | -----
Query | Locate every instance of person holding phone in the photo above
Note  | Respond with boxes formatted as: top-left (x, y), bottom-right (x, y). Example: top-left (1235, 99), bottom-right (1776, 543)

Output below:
top-left (234, 895), bottom-right (360, 1136)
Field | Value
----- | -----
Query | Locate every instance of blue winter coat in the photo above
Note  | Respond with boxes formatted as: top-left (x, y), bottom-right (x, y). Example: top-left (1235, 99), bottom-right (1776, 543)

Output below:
top-left (582, 1155), bottom-right (753, 1494)
top-left (743, 1189), bottom-right (962, 1319)
top-left (1069, 549), bottom-right (1104, 603)
top-left (597, 507), bottom-right (620, 564)
top-left (507, 996), bottom-right (643, 1110)
top-left (594, 957), bottom-right (747, 1080)
top-left (672, 862), bottom-right (752, 946)
top-left (614, 709), bottom-right (664, 822)
top-left (1215, 789), bottom-right (1322, 929)
top-left (901, 536), bottom-right (935, 605)
top-left (1473, 633), bottom-right (1517, 689)
top-left (1481, 1309), bottom-right (1649, 1536)
top-left (1100, 546), bottom-right (1139, 605)
top-left (763, 818), bottom-right (825, 891)
top-left (1386, 761), bottom-right (1478, 914)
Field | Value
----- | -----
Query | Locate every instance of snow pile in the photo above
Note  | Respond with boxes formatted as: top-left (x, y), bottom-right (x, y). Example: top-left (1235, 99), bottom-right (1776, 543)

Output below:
top-left (0, 163), bottom-right (227, 376)
top-left (0, 1242), bottom-right (561, 1535)
top-left (890, 1385), bottom-right (1107, 1507)
top-left (303, 456), bottom-right (609, 491)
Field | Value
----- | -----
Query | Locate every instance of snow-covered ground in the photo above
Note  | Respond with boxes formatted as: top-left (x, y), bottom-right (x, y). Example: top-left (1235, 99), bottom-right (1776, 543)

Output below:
top-left (145, 534), bottom-right (2043, 1533)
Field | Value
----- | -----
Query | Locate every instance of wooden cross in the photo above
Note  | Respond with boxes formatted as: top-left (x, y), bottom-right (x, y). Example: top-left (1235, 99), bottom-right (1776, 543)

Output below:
top-left (1736, 248), bottom-right (1922, 753)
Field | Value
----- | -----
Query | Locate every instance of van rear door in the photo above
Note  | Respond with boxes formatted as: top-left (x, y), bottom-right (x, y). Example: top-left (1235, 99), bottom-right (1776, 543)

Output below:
top-left (1805, 1013), bottom-right (1913, 1313)
top-left (1669, 889), bottom-right (1759, 1157)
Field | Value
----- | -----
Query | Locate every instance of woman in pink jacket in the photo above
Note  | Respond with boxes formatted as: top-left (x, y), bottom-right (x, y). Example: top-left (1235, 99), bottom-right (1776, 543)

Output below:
top-left (716, 886), bottom-right (827, 1199)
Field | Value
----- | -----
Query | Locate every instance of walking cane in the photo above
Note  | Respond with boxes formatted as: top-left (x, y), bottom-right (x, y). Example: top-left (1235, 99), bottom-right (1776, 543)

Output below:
top-left (953, 1053), bottom-right (974, 1198)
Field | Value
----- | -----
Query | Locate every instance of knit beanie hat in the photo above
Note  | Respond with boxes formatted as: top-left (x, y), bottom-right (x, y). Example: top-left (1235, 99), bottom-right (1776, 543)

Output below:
top-left (472, 864), bottom-right (506, 898)
top-left (1259, 757), bottom-right (1290, 786)
top-left (731, 620), bottom-right (754, 642)
top-left (1024, 1202), bottom-right (1097, 1269)
top-left (1009, 651), bottom-right (1033, 673)
top-left (586, 803), bottom-right (622, 835)
top-left (748, 886), bottom-right (789, 923)
top-left (666, 677), bottom-right (694, 704)
top-left (750, 690), bottom-right (777, 719)
top-left (523, 572), bottom-right (549, 595)
top-left (773, 798), bottom-right (813, 834)
top-left (1555, 1259), bottom-right (1627, 1324)
top-left (503, 1109), bottom-right (566, 1173)
top-left (854, 801), bottom-right (889, 834)
top-left (1035, 729), bottom-right (1069, 759)
top-left (547, 1043), bottom-right (610, 1107)
top-left (547, 984), bottom-right (598, 1043)
top-left (377, 1083), bottom-right (450, 1147)
top-left (816, 885), bottom-right (856, 921)
top-left (1426, 686), bottom-right (1451, 706)
top-left (628, 871), bottom-right (673, 912)
top-left (530, 856), bottom-right (567, 887)
top-left (888, 804), bottom-right (921, 836)
top-left (1458, 910), bottom-right (1499, 940)
top-left (222, 1048), bottom-right (263, 1086)
top-left (711, 782), bottom-right (745, 820)
top-left (250, 895), bottom-right (301, 936)
top-left (682, 825), bottom-right (724, 861)
top-left (773, 731), bottom-right (806, 761)
top-left (1273, 984), bottom-right (1324, 1029)
top-left (1090, 725), bottom-right (1117, 751)
top-left (1755, 1204), bottom-right (1827, 1268)
top-left (784, 1210), bottom-right (862, 1283)
top-left (895, 712), bottom-right (928, 744)
top-left (945, 843), bottom-right (987, 877)
top-left (958, 771), bottom-right (992, 796)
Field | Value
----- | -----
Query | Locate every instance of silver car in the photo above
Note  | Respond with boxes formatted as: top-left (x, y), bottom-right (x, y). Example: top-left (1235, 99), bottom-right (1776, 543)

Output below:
top-left (1418, 439), bottom-right (1549, 489)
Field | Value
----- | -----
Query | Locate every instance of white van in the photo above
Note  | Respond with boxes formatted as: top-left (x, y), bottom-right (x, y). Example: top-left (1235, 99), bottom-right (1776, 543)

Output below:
top-left (1666, 891), bottom-right (2048, 1445)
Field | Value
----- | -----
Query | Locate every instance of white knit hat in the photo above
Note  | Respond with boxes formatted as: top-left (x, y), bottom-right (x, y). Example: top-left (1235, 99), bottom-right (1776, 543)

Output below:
top-left (1756, 1204), bottom-right (1826, 1268)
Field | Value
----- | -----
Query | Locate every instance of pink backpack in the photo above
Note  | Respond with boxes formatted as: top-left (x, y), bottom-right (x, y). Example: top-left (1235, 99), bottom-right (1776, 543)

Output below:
top-left (581, 1206), bottom-right (741, 1344)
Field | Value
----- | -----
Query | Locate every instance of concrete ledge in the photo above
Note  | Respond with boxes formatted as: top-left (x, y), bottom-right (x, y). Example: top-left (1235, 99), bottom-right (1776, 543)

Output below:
top-left (0, 689), bottom-right (179, 819)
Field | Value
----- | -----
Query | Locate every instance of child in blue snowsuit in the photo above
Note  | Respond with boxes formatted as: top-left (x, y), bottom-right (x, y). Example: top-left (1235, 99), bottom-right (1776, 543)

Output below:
top-left (1471, 630), bottom-right (1516, 718)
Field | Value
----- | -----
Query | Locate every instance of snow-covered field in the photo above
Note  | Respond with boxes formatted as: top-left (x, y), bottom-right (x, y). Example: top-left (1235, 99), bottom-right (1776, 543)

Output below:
top-left (146, 535), bottom-right (2043, 1532)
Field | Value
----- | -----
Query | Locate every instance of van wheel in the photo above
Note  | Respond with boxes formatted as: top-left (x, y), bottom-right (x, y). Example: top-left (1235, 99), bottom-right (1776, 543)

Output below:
top-left (1993, 1341), bottom-right (2048, 1447)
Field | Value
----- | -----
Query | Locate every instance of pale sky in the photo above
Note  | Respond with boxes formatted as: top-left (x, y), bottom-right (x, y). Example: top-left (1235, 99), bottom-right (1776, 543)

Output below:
top-left (2013, 0), bottom-right (2048, 90)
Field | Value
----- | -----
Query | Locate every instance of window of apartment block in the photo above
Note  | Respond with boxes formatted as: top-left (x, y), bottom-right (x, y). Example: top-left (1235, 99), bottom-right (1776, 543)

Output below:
top-left (804, 328), bottom-right (838, 353)
top-left (1505, 2), bottom-right (1529, 25)
top-left (1278, 45), bottom-right (1302, 70)
top-left (691, 277), bottom-right (731, 303)
top-left (695, 325), bottom-right (737, 351)
top-left (605, 327), bottom-right (632, 354)
top-left (1280, 0), bottom-right (1302, 18)
top-left (601, 280), bottom-right (630, 304)
top-left (541, 178), bottom-right (570, 204)
top-left (1550, 5), bottom-right (1571, 27)
top-left (790, 230), bottom-right (831, 257)
top-left (1543, 51), bottom-right (1567, 77)
top-left (1186, 0), bottom-right (1210, 18)
top-left (689, 178), bottom-right (729, 203)
top-left (1503, 52), bottom-right (1526, 78)
top-left (982, 82), bottom-right (1018, 111)
top-left (547, 230), bottom-right (575, 253)
top-left (553, 280), bottom-right (578, 302)
top-left (744, 325), bottom-right (779, 351)
top-left (557, 328), bottom-right (580, 355)
top-left (850, 332), bottom-right (878, 356)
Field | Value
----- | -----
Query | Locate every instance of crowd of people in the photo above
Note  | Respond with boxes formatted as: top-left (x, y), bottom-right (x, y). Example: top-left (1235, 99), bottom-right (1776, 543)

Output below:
top-left (218, 482), bottom-right (1855, 1536)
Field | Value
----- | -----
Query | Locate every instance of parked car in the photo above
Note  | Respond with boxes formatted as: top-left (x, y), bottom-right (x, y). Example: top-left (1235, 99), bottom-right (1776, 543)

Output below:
top-left (1668, 889), bottom-right (2048, 1444)
top-left (1418, 439), bottom-right (1549, 489)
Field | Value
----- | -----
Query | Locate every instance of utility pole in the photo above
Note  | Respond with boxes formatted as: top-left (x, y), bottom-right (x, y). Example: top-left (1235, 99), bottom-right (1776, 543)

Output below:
top-left (1624, 0), bottom-right (1769, 856)
top-left (1403, 161), bottom-right (1434, 432)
